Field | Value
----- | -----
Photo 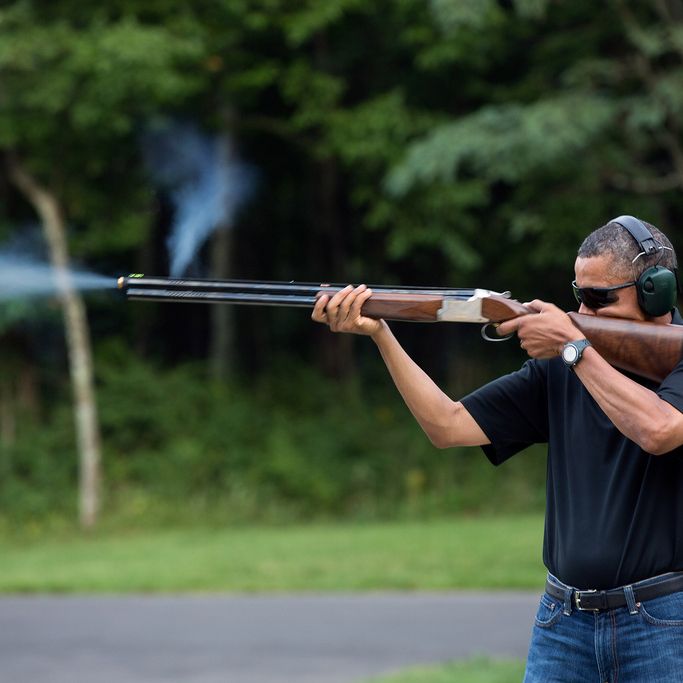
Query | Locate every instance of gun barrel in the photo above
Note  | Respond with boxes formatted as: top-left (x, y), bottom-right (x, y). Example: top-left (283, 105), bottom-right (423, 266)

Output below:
top-left (125, 287), bottom-right (319, 307)
top-left (117, 275), bottom-right (477, 301)
top-left (117, 274), bottom-right (481, 322)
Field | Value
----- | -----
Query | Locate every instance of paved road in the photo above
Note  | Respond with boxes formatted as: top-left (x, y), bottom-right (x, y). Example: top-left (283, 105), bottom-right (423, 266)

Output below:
top-left (0, 593), bottom-right (538, 683)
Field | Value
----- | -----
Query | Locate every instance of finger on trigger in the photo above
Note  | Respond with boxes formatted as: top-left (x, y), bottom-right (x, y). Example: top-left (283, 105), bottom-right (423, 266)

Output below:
top-left (496, 319), bottom-right (519, 337)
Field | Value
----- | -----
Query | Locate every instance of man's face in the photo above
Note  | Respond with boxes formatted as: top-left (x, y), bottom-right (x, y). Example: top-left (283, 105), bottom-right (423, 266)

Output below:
top-left (573, 255), bottom-right (645, 321)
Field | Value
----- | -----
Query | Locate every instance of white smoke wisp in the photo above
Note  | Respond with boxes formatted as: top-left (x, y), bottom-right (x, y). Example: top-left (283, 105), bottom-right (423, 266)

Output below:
top-left (0, 252), bottom-right (112, 301)
top-left (143, 123), bottom-right (256, 277)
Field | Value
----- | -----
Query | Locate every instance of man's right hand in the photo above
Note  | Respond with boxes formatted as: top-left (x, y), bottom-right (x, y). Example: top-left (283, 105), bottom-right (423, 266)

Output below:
top-left (311, 284), bottom-right (384, 337)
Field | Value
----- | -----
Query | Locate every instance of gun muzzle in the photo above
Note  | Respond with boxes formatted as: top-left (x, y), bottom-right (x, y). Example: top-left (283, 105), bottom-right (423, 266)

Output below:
top-left (117, 274), bottom-right (330, 306)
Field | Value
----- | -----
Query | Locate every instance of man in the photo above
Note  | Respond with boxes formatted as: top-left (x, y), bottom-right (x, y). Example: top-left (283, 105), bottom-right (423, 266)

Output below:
top-left (312, 216), bottom-right (683, 682)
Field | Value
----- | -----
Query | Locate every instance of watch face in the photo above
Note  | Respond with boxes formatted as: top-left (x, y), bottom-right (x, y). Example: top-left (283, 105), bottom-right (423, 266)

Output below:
top-left (562, 344), bottom-right (579, 364)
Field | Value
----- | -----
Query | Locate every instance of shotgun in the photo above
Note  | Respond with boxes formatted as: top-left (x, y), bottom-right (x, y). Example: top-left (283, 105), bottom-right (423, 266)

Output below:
top-left (117, 274), bottom-right (683, 383)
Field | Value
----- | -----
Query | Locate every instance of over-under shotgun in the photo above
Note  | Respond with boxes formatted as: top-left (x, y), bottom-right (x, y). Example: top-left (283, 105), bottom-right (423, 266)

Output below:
top-left (118, 275), bottom-right (683, 383)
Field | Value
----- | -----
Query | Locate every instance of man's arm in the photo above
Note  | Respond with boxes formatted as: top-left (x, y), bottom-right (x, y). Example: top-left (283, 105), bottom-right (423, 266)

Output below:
top-left (572, 349), bottom-right (683, 455)
top-left (312, 285), bottom-right (489, 448)
top-left (498, 300), bottom-right (683, 455)
top-left (371, 322), bottom-right (490, 448)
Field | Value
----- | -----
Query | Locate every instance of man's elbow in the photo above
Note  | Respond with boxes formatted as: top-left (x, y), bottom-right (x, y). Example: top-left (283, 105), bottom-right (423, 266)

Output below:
top-left (642, 438), bottom-right (677, 457)
top-left (421, 421), bottom-right (455, 449)
top-left (428, 431), bottom-right (454, 449)
top-left (638, 421), bottom-right (681, 456)
top-left (425, 402), bottom-right (482, 449)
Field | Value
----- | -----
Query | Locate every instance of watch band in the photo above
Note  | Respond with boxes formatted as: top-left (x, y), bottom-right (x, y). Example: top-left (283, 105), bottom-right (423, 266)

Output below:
top-left (562, 338), bottom-right (592, 369)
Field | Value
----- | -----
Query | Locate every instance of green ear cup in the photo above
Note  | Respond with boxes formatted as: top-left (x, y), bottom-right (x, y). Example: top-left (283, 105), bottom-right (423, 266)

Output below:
top-left (637, 266), bottom-right (677, 317)
top-left (610, 215), bottom-right (679, 317)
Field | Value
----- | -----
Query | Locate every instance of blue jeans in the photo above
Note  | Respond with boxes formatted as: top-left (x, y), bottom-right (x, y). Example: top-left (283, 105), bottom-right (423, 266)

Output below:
top-left (524, 574), bottom-right (683, 682)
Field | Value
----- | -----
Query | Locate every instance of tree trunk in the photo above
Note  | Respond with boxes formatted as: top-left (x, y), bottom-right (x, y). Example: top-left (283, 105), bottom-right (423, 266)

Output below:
top-left (209, 224), bottom-right (234, 381)
top-left (0, 378), bottom-right (12, 484)
top-left (311, 157), bottom-right (355, 379)
top-left (208, 132), bottom-right (243, 381)
top-left (7, 155), bottom-right (102, 529)
top-left (0, 378), bottom-right (15, 449)
top-left (309, 31), bottom-right (355, 379)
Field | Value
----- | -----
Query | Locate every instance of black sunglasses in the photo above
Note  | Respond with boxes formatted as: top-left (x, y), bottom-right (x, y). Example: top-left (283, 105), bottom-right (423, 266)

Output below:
top-left (572, 280), bottom-right (636, 309)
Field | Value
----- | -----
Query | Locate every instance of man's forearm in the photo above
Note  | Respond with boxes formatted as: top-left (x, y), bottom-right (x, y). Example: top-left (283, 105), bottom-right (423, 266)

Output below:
top-left (371, 321), bottom-right (488, 448)
top-left (575, 347), bottom-right (683, 455)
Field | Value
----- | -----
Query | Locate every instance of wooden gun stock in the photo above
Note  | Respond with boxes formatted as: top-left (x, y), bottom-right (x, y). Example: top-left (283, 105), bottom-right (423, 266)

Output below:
top-left (567, 313), bottom-right (683, 383)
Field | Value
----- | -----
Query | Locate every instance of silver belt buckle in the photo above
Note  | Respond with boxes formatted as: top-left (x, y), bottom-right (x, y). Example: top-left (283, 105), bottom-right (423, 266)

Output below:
top-left (574, 589), bottom-right (599, 611)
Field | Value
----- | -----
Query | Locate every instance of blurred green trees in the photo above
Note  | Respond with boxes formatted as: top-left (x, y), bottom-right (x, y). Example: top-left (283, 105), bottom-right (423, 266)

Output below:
top-left (1, 0), bottom-right (682, 527)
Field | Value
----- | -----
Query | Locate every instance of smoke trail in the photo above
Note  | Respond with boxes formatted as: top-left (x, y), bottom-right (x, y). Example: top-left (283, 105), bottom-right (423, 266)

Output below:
top-left (0, 252), bottom-right (112, 301)
top-left (143, 123), bottom-right (256, 277)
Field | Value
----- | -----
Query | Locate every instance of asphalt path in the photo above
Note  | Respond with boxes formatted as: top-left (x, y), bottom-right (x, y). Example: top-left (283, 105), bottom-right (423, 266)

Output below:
top-left (0, 592), bottom-right (538, 683)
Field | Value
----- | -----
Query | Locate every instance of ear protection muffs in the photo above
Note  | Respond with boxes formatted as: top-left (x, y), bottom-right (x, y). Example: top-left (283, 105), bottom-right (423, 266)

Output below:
top-left (610, 215), bottom-right (679, 317)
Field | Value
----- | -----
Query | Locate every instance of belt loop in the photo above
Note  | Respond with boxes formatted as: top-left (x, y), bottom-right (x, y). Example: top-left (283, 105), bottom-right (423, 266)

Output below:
top-left (547, 573), bottom-right (574, 615)
top-left (623, 584), bottom-right (638, 615)
top-left (563, 588), bottom-right (573, 616)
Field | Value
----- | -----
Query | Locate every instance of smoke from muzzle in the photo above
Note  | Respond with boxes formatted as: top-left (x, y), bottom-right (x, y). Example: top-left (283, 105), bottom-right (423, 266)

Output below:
top-left (142, 122), bottom-right (256, 276)
top-left (0, 252), bottom-right (112, 300)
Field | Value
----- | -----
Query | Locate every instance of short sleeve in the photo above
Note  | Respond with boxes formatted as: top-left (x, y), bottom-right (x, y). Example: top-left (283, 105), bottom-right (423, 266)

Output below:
top-left (460, 360), bottom-right (550, 466)
top-left (657, 357), bottom-right (683, 414)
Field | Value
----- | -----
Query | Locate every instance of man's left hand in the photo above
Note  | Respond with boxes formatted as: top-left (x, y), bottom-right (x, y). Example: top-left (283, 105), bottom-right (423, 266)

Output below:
top-left (496, 300), bottom-right (582, 359)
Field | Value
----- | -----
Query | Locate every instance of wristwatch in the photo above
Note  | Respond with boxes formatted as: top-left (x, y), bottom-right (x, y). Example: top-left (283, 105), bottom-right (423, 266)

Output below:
top-left (561, 339), bottom-right (592, 369)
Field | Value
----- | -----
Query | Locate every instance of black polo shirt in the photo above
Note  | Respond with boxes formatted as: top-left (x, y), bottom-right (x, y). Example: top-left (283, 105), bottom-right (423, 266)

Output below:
top-left (461, 312), bottom-right (683, 590)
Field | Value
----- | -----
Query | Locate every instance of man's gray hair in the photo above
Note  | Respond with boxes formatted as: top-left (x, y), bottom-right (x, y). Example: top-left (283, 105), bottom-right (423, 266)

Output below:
top-left (578, 219), bottom-right (678, 281)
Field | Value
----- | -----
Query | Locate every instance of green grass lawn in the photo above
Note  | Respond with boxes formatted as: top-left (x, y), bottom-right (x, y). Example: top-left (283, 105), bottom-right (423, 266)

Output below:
top-left (364, 658), bottom-right (526, 683)
top-left (0, 515), bottom-right (545, 593)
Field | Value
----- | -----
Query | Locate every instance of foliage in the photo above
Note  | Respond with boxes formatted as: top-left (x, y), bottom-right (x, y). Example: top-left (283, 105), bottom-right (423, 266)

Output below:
top-left (3, 0), bottom-right (683, 273)
top-left (386, 94), bottom-right (616, 192)
top-left (2, 0), bottom-right (683, 525)
top-left (0, 1), bottom-right (207, 258)
top-left (0, 352), bottom-right (546, 524)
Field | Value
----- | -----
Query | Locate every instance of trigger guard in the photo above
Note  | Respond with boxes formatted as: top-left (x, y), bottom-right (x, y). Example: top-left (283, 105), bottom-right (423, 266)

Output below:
top-left (481, 323), bottom-right (513, 342)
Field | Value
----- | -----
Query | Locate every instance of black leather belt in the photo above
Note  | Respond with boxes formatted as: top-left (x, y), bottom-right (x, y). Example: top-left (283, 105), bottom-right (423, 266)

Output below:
top-left (545, 572), bottom-right (683, 612)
